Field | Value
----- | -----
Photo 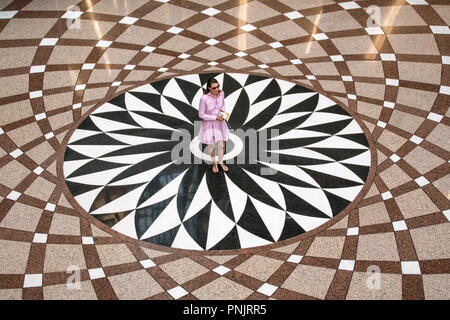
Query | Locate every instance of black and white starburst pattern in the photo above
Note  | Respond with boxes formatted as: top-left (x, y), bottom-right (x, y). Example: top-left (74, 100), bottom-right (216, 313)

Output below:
top-left (63, 73), bottom-right (371, 250)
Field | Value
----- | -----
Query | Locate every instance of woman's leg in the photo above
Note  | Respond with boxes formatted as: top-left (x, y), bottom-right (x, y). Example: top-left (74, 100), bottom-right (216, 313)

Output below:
top-left (209, 143), bottom-right (218, 173)
top-left (217, 141), bottom-right (228, 172)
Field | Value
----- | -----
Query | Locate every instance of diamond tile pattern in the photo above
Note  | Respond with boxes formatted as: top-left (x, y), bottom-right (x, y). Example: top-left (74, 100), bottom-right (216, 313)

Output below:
top-left (0, 0), bottom-right (448, 301)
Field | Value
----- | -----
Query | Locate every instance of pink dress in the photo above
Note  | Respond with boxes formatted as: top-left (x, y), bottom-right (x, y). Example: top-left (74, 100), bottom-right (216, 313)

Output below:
top-left (198, 91), bottom-right (230, 144)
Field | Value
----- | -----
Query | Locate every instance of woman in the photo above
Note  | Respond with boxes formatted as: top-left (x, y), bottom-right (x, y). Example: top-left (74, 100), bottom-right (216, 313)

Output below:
top-left (198, 78), bottom-right (230, 173)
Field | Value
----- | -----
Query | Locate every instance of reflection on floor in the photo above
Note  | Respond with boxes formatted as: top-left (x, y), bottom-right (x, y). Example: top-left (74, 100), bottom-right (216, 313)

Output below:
top-left (0, 0), bottom-right (448, 300)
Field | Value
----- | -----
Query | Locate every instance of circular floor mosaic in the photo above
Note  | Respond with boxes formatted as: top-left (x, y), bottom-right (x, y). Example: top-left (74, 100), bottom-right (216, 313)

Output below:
top-left (63, 73), bottom-right (371, 250)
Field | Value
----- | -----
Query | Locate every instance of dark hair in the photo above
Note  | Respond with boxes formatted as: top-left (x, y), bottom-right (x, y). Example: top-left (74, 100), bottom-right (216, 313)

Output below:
top-left (203, 77), bottom-right (220, 94)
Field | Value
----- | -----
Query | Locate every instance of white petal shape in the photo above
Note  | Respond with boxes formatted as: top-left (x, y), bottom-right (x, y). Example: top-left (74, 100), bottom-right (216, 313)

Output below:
top-left (160, 96), bottom-right (192, 124)
top-left (340, 150), bottom-right (371, 166)
top-left (244, 97), bottom-right (279, 125)
top-left (206, 201), bottom-right (235, 250)
top-left (281, 184), bottom-right (333, 218)
top-left (109, 161), bottom-right (173, 186)
top-left (244, 78), bottom-right (273, 105)
top-left (259, 112), bottom-right (310, 131)
top-left (228, 73), bottom-right (249, 87)
top-left (243, 169), bottom-right (286, 210)
top-left (111, 210), bottom-right (138, 239)
top-left (68, 145), bottom-right (129, 159)
top-left (224, 88), bottom-right (243, 116)
top-left (297, 112), bottom-right (351, 129)
top-left (130, 83), bottom-right (161, 95)
top-left (249, 196), bottom-right (285, 242)
top-left (74, 186), bottom-right (104, 212)
top-left (137, 168), bottom-right (189, 209)
top-left (172, 224), bottom-right (204, 250)
top-left (92, 103), bottom-right (124, 114)
top-left (224, 173), bottom-right (248, 222)
top-left (66, 165), bottom-right (132, 185)
top-left (270, 146), bottom-right (335, 162)
top-left (68, 129), bottom-right (101, 144)
top-left (276, 78), bottom-right (296, 95)
top-left (182, 174), bottom-right (211, 222)
top-left (125, 92), bottom-right (162, 113)
top-left (162, 78), bottom-right (191, 106)
top-left (286, 211), bottom-right (329, 232)
top-left (305, 135), bottom-right (369, 150)
top-left (127, 111), bottom-right (175, 131)
top-left (176, 74), bottom-right (202, 87)
top-left (191, 88), bottom-right (204, 111)
top-left (323, 185), bottom-right (363, 202)
top-left (90, 114), bottom-right (140, 132)
top-left (63, 159), bottom-right (93, 177)
top-left (140, 196), bottom-right (181, 240)
top-left (91, 183), bottom-right (149, 215)
top-left (99, 151), bottom-right (167, 165)
top-left (257, 161), bottom-right (321, 188)
top-left (236, 225), bottom-right (272, 248)
top-left (105, 132), bottom-right (168, 145)
top-left (301, 162), bottom-right (364, 184)
top-left (316, 94), bottom-right (336, 110)
top-left (278, 92), bottom-right (317, 113)
top-left (270, 129), bottom-right (330, 141)
top-left (337, 119), bottom-right (365, 135)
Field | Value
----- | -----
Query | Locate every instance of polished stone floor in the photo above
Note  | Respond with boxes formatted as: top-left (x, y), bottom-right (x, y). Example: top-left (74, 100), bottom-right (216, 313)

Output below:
top-left (0, 0), bottom-right (449, 300)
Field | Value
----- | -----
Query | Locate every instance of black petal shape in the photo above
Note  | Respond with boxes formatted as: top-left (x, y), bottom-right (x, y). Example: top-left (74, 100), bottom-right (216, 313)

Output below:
top-left (128, 92), bottom-right (163, 113)
top-left (135, 195), bottom-right (176, 239)
top-left (300, 167), bottom-right (363, 188)
top-left (92, 111), bottom-right (142, 128)
top-left (210, 226), bottom-right (240, 250)
top-left (240, 163), bottom-right (317, 188)
top-left (277, 137), bottom-right (329, 150)
top-left (284, 84), bottom-right (314, 95)
top-left (245, 74), bottom-right (267, 86)
top-left (108, 93), bottom-right (127, 109)
top-left (133, 111), bottom-right (193, 133)
top-left (101, 142), bottom-right (177, 158)
top-left (177, 164), bottom-right (208, 221)
top-left (64, 147), bottom-right (91, 161)
top-left (107, 152), bottom-right (173, 184)
top-left (237, 198), bottom-right (274, 242)
top-left (206, 168), bottom-right (234, 222)
top-left (96, 210), bottom-right (133, 228)
top-left (276, 153), bottom-right (332, 166)
top-left (183, 200), bottom-right (211, 250)
top-left (69, 133), bottom-right (127, 146)
top-left (175, 78), bottom-right (201, 105)
top-left (300, 118), bottom-right (353, 135)
top-left (307, 147), bottom-right (368, 162)
top-left (336, 133), bottom-right (370, 148)
top-left (280, 94), bottom-right (319, 114)
top-left (67, 159), bottom-right (129, 179)
top-left (341, 162), bottom-right (370, 182)
top-left (142, 225), bottom-right (180, 247)
top-left (164, 96), bottom-right (200, 123)
top-left (323, 190), bottom-right (351, 217)
top-left (227, 89), bottom-right (250, 129)
top-left (226, 165), bottom-right (283, 210)
top-left (90, 183), bottom-right (147, 212)
top-left (279, 185), bottom-right (330, 219)
top-left (65, 180), bottom-right (102, 197)
top-left (264, 113), bottom-right (312, 138)
top-left (77, 116), bottom-right (102, 132)
top-left (253, 79), bottom-right (282, 105)
top-left (223, 73), bottom-right (243, 96)
top-left (319, 104), bottom-right (351, 116)
top-left (278, 214), bottom-right (306, 241)
top-left (109, 128), bottom-right (174, 140)
top-left (137, 163), bottom-right (191, 207)
top-left (200, 73), bottom-right (221, 87)
top-left (150, 78), bottom-right (170, 95)
top-left (242, 97), bottom-right (281, 131)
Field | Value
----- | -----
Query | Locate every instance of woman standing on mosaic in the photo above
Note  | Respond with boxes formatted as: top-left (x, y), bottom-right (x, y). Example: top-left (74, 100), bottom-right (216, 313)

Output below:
top-left (198, 78), bottom-right (230, 173)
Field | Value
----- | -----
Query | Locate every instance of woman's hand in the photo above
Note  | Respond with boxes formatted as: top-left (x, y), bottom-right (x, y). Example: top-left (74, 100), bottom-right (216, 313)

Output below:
top-left (216, 114), bottom-right (224, 121)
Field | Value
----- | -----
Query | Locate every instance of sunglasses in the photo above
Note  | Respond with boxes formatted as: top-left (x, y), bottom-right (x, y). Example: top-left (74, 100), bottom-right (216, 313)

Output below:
top-left (210, 85), bottom-right (220, 90)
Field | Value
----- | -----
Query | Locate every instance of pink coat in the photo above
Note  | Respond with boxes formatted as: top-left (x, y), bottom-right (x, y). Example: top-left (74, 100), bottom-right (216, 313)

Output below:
top-left (198, 91), bottom-right (230, 144)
